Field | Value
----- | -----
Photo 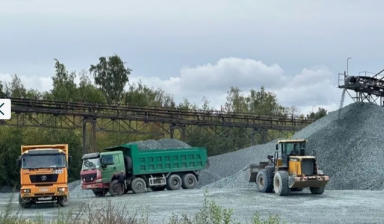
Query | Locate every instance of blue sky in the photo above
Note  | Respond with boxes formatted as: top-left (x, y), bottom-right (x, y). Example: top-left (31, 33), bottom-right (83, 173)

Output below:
top-left (1, 0), bottom-right (383, 114)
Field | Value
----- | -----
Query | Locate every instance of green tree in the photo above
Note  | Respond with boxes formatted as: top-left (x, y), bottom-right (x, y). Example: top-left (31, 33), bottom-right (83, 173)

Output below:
top-left (51, 59), bottom-right (78, 101)
top-left (0, 127), bottom-right (24, 188)
top-left (77, 70), bottom-right (106, 103)
top-left (123, 81), bottom-right (175, 107)
top-left (89, 54), bottom-right (131, 104)
top-left (307, 107), bottom-right (328, 120)
top-left (5, 74), bottom-right (27, 98)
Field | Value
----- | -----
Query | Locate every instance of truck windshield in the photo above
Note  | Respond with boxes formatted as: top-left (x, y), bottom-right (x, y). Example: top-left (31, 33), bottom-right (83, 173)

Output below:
top-left (284, 142), bottom-right (306, 155)
top-left (82, 158), bottom-right (100, 170)
top-left (22, 154), bottom-right (66, 169)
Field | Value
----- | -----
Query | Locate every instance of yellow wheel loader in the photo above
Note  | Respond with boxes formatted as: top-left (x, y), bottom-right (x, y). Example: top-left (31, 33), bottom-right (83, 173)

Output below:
top-left (246, 139), bottom-right (329, 196)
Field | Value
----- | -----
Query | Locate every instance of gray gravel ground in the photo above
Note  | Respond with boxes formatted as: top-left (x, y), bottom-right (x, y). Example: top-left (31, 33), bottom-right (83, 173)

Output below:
top-left (1, 189), bottom-right (384, 224)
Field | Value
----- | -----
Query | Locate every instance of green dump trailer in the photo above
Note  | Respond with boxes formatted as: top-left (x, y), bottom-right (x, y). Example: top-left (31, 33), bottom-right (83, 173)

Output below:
top-left (80, 143), bottom-right (210, 196)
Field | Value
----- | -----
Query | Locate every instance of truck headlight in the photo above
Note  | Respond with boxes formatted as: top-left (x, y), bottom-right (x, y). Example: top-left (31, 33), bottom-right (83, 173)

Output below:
top-left (57, 187), bottom-right (67, 192)
top-left (21, 189), bottom-right (31, 193)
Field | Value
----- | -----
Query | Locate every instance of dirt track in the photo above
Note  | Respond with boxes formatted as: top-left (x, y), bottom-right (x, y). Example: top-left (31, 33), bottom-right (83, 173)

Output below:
top-left (1, 189), bottom-right (384, 224)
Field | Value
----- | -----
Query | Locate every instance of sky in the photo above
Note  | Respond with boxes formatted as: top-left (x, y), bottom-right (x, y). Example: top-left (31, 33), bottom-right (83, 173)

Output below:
top-left (1, 0), bottom-right (383, 115)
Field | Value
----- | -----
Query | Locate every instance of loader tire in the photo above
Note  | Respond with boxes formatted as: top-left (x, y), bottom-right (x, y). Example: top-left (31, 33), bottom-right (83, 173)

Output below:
top-left (273, 171), bottom-right (290, 196)
top-left (310, 187), bottom-right (325, 195)
top-left (256, 169), bottom-right (273, 193)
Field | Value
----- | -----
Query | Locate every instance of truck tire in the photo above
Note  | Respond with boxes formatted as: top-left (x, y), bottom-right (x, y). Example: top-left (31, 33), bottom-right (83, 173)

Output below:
top-left (124, 156), bottom-right (133, 171)
top-left (92, 189), bottom-right (107, 197)
top-left (58, 195), bottom-right (69, 207)
top-left (131, 177), bottom-right (147, 194)
top-left (150, 186), bottom-right (166, 191)
top-left (181, 173), bottom-right (197, 189)
top-left (18, 194), bottom-right (32, 208)
top-left (310, 187), bottom-right (325, 195)
top-left (256, 169), bottom-right (273, 193)
top-left (109, 180), bottom-right (120, 196)
top-left (124, 186), bottom-right (131, 194)
top-left (291, 188), bottom-right (303, 192)
top-left (273, 171), bottom-right (290, 196)
top-left (166, 174), bottom-right (182, 190)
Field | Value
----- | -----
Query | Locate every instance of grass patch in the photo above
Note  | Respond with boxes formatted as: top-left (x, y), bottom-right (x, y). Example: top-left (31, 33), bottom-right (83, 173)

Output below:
top-left (0, 190), bottom-right (285, 224)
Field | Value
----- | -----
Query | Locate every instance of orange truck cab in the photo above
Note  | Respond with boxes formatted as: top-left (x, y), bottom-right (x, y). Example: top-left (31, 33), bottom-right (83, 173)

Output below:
top-left (16, 144), bottom-right (72, 208)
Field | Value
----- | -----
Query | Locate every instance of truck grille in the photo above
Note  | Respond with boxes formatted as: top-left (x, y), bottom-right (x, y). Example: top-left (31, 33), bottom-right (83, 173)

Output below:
top-left (81, 173), bottom-right (97, 182)
top-left (301, 159), bottom-right (315, 176)
top-left (29, 174), bottom-right (58, 183)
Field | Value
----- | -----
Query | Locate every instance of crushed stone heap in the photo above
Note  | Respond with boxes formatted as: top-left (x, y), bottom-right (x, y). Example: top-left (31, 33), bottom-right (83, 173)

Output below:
top-left (128, 138), bottom-right (191, 150)
top-left (203, 102), bottom-right (384, 191)
top-left (293, 102), bottom-right (384, 190)
top-left (198, 140), bottom-right (278, 189)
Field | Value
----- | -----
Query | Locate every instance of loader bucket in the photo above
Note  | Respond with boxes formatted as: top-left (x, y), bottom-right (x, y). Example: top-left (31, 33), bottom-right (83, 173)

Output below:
top-left (245, 163), bottom-right (259, 183)
top-left (289, 175), bottom-right (330, 189)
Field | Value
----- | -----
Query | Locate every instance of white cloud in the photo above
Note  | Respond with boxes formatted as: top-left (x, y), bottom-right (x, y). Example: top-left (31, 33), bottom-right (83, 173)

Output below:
top-left (130, 57), bottom-right (348, 114)
top-left (0, 57), bottom-right (360, 115)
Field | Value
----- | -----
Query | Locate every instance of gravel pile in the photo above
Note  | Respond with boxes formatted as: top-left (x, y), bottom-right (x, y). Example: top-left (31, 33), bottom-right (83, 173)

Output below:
top-left (198, 140), bottom-right (279, 189)
top-left (128, 138), bottom-right (191, 150)
top-left (292, 102), bottom-right (384, 190)
top-left (204, 102), bottom-right (384, 191)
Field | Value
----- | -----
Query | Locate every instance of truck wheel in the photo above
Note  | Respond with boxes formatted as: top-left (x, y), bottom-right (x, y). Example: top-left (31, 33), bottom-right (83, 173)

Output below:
top-left (58, 196), bottom-right (69, 207)
top-left (92, 189), bottom-right (106, 197)
top-left (124, 186), bottom-right (130, 194)
top-left (131, 177), bottom-right (147, 194)
top-left (166, 174), bottom-right (182, 190)
top-left (181, 173), bottom-right (197, 189)
top-left (18, 194), bottom-right (32, 208)
top-left (256, 169), bottom-right (273, 193)
top-left (150, 186), bottom-right (166, 191)
top-left (291, 188), bottom-right (303, 192)
top-left (109, 180), bottom-right (120, 196)
top-left (273, 171), bottom-right (290, 196)
top-left (310, 187), bottom-right (325, 195)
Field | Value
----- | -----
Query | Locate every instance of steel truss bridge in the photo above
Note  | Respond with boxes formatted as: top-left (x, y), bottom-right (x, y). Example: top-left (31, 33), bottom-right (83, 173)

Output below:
top-left (0, 98), bottom-right (314, 154)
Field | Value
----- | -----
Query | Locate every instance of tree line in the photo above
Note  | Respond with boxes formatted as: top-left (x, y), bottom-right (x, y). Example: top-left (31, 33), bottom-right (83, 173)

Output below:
top-left (0, 54), bottom-right (328, 189)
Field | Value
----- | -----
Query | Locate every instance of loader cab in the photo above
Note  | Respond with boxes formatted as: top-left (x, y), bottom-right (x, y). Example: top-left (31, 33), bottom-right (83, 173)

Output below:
top-left (275, 139), bottom-right (307, 168)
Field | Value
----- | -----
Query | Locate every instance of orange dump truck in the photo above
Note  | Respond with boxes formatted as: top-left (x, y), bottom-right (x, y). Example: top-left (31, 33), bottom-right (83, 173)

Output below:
top-left (16, 144), bottom-right (72, 208)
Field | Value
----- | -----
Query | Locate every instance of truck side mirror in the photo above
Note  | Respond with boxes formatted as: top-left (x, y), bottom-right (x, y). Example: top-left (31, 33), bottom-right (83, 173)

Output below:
top-left (68, 155), bottom-right (72, 164)
top-left (16, 157), bottom-right (21, 168)
top-left (275, 144), bottom-right (278, 151)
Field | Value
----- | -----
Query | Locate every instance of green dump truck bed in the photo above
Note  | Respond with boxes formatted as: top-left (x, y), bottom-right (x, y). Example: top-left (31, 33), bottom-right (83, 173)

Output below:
top-left (104, 144), bottom-right (209, 175)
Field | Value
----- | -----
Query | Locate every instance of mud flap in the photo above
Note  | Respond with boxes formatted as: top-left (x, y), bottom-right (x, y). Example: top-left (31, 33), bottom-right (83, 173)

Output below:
top-left (205, 159), bottom-right (210, 169)
top-left (289, 175), bottom-right (330, 189)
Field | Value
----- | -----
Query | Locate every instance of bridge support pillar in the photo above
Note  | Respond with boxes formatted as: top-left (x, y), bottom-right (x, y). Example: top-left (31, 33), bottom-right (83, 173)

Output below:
top-left (82, 117), bottom-right (97, 154)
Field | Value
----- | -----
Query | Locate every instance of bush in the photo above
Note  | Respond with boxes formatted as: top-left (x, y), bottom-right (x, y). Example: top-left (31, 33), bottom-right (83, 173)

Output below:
top-left (0, 190), bottom-right (285, 224)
